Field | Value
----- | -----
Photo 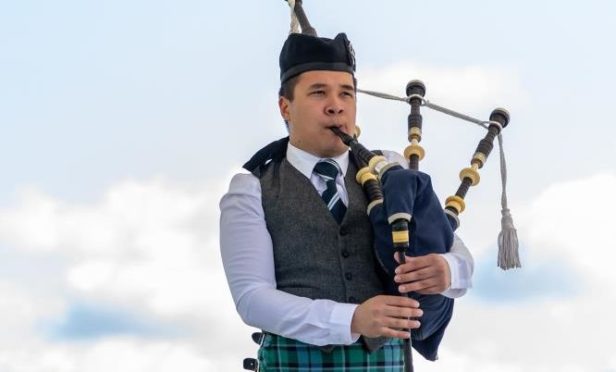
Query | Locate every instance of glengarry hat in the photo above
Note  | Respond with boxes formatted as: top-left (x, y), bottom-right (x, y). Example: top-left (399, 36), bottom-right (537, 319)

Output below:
top-left (279, 32), bottom-right (356, 83)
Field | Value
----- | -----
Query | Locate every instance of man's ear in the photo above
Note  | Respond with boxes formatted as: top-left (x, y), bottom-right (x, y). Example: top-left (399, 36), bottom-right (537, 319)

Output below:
top-left (278, 96), bottom-right (291, 122)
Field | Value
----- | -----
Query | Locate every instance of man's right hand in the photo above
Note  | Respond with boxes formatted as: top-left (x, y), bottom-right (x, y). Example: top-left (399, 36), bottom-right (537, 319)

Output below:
top-left (350, 295), bottom-right (422, 339)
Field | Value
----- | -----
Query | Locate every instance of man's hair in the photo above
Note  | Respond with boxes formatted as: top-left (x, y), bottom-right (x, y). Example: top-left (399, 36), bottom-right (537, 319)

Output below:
top-left (278, 76), bottom-right (300, 101)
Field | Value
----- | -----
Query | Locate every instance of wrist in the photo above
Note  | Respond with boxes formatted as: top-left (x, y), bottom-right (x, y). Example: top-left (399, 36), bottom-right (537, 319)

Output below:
top-left (331, 302), bottom-right (360, 344)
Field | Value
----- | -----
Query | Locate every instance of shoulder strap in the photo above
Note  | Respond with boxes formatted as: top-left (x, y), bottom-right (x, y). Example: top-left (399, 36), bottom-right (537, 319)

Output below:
top-left (243, 137), bottom-right (290, 177)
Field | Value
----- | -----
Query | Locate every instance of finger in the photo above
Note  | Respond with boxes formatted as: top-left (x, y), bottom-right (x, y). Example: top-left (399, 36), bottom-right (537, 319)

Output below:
top-left (394, 255), bottom-right (434, 274)
top-left (385, 317), bottom-right (421, 330)
top-left (378, 319), bottom-right (421, 339)
top-left (416, 285), bottom-right (443, 295)
top-left (383, 305), bottom-right (424, 319)
top-left (393, 252), bottom-right (403, 264)
top-left (394, 266), bottom-right (434, 283)
top-left (381, 328), bottom-right (410, 339)
top-left (380, 295), bottom-right (420, 308)
top-left (399, 278), bottom-right (439, 293)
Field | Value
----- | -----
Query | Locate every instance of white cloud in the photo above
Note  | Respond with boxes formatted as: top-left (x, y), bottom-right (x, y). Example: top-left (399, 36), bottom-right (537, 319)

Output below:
top-left (0, 187), bottom-right (63, 252)
top-left (414, 347), bottom-right (526, 372)
top-left (0, 177), bottom-right (226, 319)
top-left (520, 172), bottom-right (616, 286)
top-left (357, 61), bottom-right (528, 114)
top-left (0, 339), bottom-right (214, 372)
top-left (0, 281), bottom-right (66, 347)
top-left (0, 174), bottom-right (260, 370)
top-left (443, 296), bottom-right (615, 371)
top-left (2, 169), bottom-right (614, 371)
top-left (437, 172), bottom-right (616, 371)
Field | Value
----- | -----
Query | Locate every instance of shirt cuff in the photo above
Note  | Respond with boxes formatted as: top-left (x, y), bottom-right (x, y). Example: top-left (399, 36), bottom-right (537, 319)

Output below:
top-left (329, 303), bottom-right (360, 344)
top-left (439, 252), bottom-right (472, 298)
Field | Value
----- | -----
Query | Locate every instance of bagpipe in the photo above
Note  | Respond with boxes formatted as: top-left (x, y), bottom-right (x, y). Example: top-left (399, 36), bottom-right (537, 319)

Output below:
top-left (328, 86), bottom-right (519, 368)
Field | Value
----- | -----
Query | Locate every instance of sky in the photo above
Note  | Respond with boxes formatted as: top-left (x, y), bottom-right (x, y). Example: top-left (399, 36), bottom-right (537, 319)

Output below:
top-left (1, 0), bottom-right (616, 371)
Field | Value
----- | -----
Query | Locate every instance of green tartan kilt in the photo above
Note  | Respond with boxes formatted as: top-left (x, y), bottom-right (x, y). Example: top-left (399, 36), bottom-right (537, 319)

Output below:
top-left (257, 333), bottom-right (405, 371)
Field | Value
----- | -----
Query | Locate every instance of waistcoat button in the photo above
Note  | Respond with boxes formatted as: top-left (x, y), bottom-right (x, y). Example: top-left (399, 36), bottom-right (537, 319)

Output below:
top-left (341, 249), bottom-right (350, 258)
top-left (345, 272), bottom-right (352, 281)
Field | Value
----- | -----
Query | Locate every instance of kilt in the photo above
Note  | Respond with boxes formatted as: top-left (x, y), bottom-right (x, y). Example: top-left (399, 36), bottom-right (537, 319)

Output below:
top-left (257, 333), bottom-right (405, 371)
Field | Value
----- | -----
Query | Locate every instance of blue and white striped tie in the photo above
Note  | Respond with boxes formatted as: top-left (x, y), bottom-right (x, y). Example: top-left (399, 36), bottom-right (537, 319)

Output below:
top-left (313, 159), bottom-right (347, 224)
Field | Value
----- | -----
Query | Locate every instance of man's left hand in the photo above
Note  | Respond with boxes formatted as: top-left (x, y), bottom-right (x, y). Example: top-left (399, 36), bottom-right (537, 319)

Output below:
top-left (393, 253), bottom-right (451, 295)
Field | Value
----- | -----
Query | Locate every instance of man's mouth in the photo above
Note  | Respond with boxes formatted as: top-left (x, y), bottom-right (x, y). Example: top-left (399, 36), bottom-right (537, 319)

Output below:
top-left (326, 124), bottom-right (345, 132)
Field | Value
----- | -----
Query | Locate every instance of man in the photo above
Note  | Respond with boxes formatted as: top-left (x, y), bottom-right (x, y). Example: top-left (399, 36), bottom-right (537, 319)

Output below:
top-left (220, 32), bottom-right (473, 370)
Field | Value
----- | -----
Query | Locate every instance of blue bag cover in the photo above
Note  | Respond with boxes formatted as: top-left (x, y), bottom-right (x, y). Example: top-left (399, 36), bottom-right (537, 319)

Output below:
top-left (369, 166), bottom-right (455, 361)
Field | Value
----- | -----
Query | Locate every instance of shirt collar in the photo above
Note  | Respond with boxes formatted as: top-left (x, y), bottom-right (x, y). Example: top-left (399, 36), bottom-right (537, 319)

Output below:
top-left (286, 143), bottom-right (349, 179)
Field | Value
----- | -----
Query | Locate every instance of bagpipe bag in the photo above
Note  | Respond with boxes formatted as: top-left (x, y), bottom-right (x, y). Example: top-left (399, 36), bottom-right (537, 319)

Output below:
top-left (365, 162), bottom-right (454, 361)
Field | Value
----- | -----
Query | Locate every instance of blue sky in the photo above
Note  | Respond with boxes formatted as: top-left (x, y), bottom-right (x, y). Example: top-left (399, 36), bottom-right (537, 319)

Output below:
top-left (1, 1), bottom-right (616, 371)
top-left (3, 0), bottom-right (615, 203)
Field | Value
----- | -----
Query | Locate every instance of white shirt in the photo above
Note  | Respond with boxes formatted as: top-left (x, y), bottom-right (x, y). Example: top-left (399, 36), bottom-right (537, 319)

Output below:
top-left (219, 143), bottom-right (474, 346)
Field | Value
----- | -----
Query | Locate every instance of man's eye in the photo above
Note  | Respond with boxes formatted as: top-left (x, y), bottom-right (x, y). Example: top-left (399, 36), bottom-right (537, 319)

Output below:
top-left (311, 90), bottom-right (325, 95)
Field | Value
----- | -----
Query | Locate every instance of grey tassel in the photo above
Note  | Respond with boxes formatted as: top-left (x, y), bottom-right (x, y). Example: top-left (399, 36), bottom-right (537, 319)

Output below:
top-left (496, 134), bottom-right (521, 270)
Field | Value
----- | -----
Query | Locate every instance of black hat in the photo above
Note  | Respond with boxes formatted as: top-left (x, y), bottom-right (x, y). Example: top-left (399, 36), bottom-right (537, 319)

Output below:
top-left (279, 32), bottom-right (356, 83)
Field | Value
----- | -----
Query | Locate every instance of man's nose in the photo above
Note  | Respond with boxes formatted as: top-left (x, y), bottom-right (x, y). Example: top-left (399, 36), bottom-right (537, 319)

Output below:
top-left (325, 100), bottom-right (344, 115)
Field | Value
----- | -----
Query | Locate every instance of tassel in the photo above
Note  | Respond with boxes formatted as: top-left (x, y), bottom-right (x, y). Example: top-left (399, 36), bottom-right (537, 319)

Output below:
top-left (496, 133), bottom-right (521, 270)
top-left (497, 208), bottom-right (521, 270)
top-left (287, 0), bottom-right (300, 34)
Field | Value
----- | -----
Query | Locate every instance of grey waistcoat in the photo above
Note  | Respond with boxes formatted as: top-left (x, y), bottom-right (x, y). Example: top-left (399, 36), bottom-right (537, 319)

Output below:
top-left (259, 157), bottom-right (385, 306)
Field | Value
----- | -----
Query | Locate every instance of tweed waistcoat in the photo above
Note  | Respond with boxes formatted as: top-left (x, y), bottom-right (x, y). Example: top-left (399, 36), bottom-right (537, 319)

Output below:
top-left (259, 157), bottom-right (385, 304)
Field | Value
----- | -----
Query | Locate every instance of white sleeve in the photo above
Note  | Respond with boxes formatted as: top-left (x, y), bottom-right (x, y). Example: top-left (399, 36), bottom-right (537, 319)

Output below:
top-left (219, 172), bottom-right (359, 346)
top-left (381, 150), bottom-right (474, 298)
top-left (381, 149), bottom-right (407, 167)
top-left (440, 234), bottom-right (474, 298)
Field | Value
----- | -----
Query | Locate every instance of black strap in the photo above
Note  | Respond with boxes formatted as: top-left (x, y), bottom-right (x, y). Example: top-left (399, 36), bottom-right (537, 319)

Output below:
top-left (243, 137), bottom-right (290, 177)
top-left (243, 358), bottom-right (258, 371)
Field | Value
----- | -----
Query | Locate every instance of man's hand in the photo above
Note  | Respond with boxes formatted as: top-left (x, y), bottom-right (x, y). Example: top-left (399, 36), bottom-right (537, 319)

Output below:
top-left (394, 253), bottom-right (451, 295)
top-left (351, 295), bottom-right (423, 339)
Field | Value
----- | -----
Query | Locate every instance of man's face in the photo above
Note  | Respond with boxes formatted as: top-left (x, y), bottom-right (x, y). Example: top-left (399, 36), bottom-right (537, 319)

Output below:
top-left (279, 70), bottom-right (356, 158)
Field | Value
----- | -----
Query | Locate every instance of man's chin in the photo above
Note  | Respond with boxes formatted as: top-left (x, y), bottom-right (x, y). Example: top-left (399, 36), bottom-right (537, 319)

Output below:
top-left (290, 137), bottom-right (347, 158)
top-left (318, 145), bottom-right (348, 158)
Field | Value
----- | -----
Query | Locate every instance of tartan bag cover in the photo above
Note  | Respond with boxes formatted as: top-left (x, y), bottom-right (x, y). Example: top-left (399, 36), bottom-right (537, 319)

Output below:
top-left (258, 333), bottom-right (405, 371)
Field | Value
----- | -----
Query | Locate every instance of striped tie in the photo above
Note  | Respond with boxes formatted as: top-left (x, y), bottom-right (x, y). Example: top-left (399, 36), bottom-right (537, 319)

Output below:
top-left (313, 159), bottom-right (347, 224)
